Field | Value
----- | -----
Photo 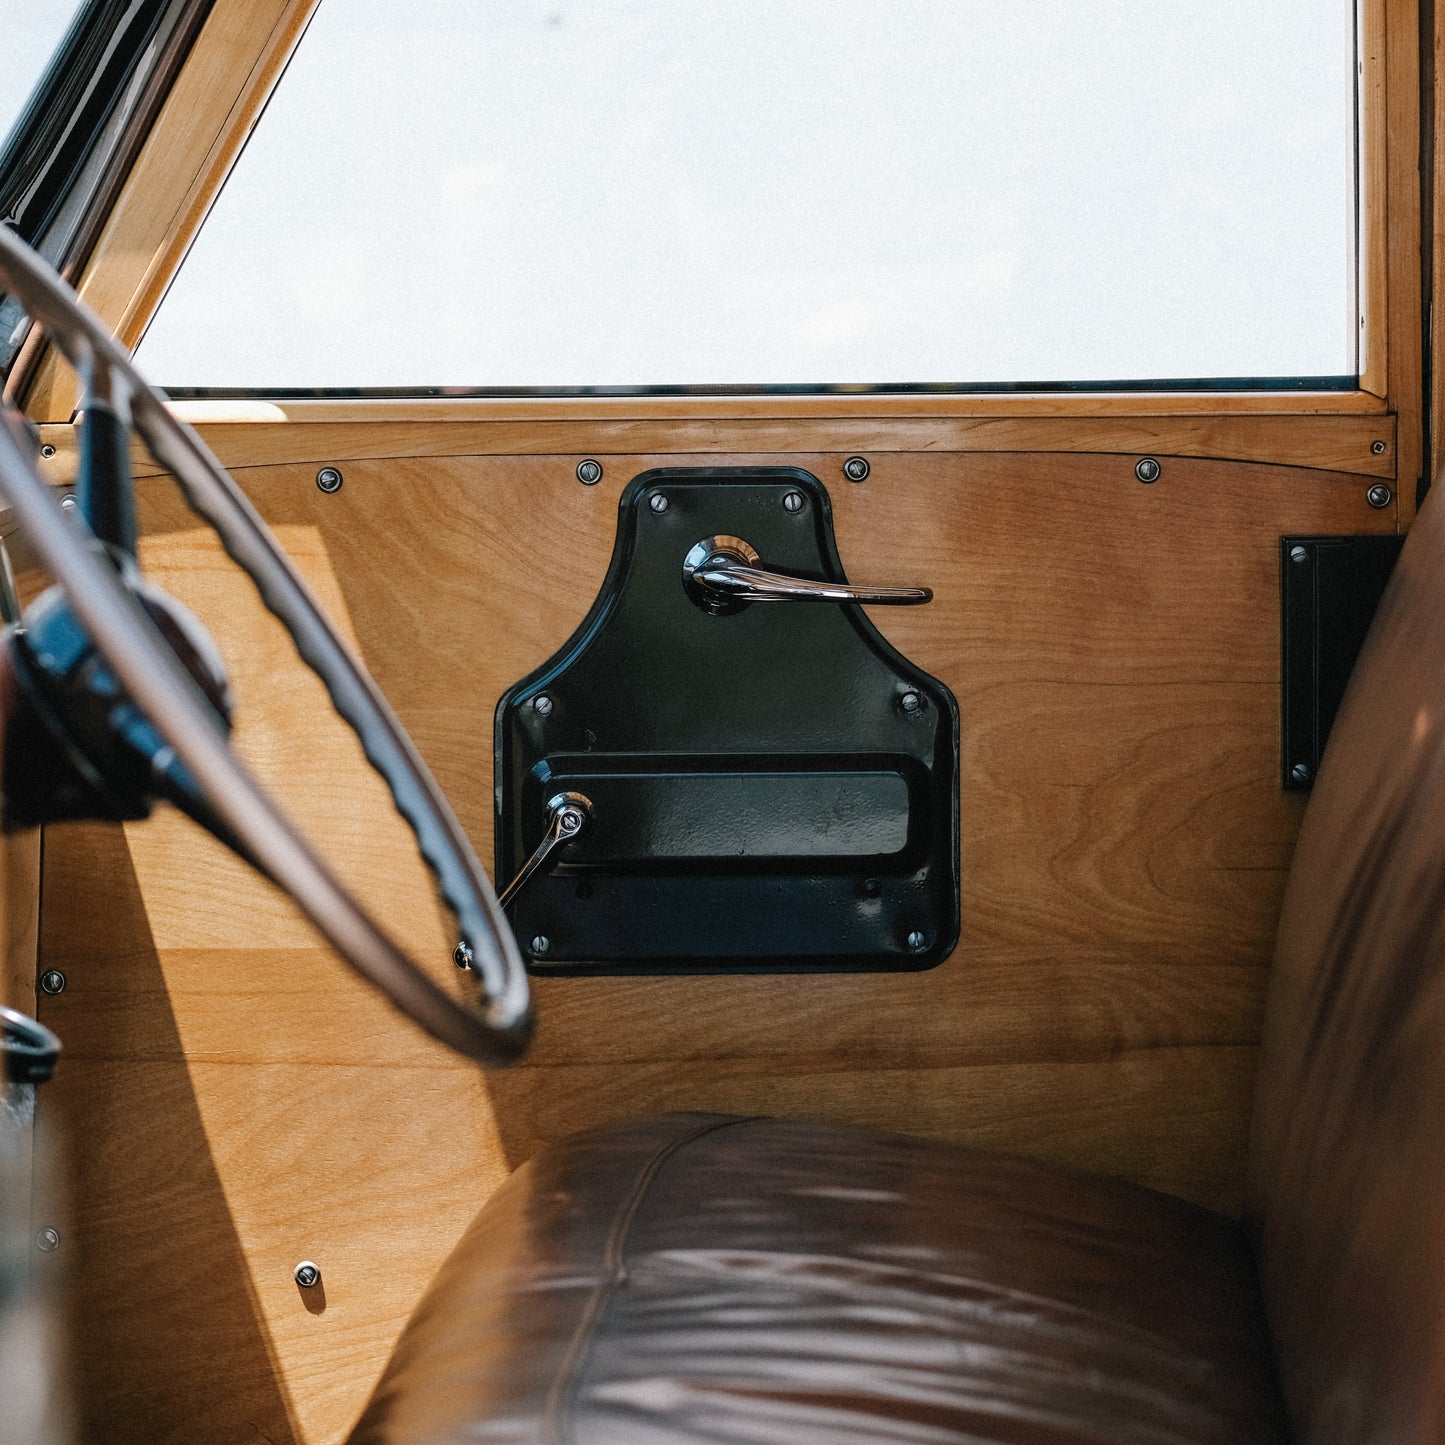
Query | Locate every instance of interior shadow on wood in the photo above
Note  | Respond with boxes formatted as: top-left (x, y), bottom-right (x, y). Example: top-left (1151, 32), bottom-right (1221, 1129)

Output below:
top-left (36, 821), bottom-right (299, 1445)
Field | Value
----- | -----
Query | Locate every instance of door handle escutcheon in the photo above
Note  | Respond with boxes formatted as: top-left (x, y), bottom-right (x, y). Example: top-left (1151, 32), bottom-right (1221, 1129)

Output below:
top-left (683, 535), bottom-right (932, 613)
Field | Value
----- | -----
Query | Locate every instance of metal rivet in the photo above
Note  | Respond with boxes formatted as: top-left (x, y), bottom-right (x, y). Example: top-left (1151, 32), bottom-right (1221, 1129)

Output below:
top-left (782, 490), bottom-right (805, 513)
top-left (1289, 545), bottom-right (1310, 565)
top-left (898, 691), bottom-right (922, 715)
top-left (859, 878), bottom-right (881, 899)
top-left (1366, 483), bottom-right (1393, 509)
top-left (1290, 762), bottom-right (1312, 784)
top-left (530, 935), bottom-right (551, 956)
top-left (39, 444), bottom-right (56, 460)
top-left (39, 970), bottom-right (65, 996)
top-left (649, 492), bottom-right (669, 514)
top-left (316, 467), bottom-right (343, 494)
top-left (1135, 457), bottom-right (1161, 484)
top-left (843, 456), bottom-right (870, 482)
top-left (532, 694), bottom-right (554, 717)
top-left (35, 1228), bottom-right (59, 1252)
top-left (294, 1261), bottom-right (320, 1289)
top-left (906, 931), bottom-right (928, 953)
top-left (1371, 440), bottom-right (1387, 455)
top-left (576, 459), bottom-right (603, 485)
top-left (59, 493), bottom-right (77, 512)
top-left (452, 940), bottom-right (473, 970)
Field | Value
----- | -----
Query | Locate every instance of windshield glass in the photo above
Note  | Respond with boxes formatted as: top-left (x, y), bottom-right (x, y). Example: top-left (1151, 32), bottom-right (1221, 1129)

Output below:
top-left (0, 0), bottom-right (89, 152)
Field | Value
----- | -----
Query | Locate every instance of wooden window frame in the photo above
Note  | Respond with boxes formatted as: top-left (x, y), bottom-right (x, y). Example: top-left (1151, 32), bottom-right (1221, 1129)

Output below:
top-left (12, 0), bottom-right (1426, 513)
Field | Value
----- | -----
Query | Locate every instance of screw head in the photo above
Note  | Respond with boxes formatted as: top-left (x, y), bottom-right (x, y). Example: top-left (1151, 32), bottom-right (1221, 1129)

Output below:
top-left (35, 1228), bottom-right (59, 1253)
top-left (1371, 440), bottom-right (1387, 455)
top-left (1135, 457), bottom-right (1161, 484)
top-left (59, 493), bottom-right (77, 511)
top-left (782, 490), bottom-right (805, 513)
top-left (316, 467), bottom-right (343, 494)
top-left (559, 810), bottom-right (583, 835)
top-left (530, 935), bottom-right (551, 956)
top-left (906, 930), bottom-right (928, 953)
top-left (859, 877), bottom-right (882, 899)
top-left (1289, 545), bottom-right (1310, 565)
top-left (452, 940), bottom-right (474, 970)
top-left (40, 444), bottom-right (56, 460)
top-left (39, 970), bottom-right (65, 996)
top-left (1366, 483), bottom-right (1393, 509)
top-left (294, 1261), bottom-right (320, 1289)
top-left (532, 694), bottom-right (554, 717)
top-left (576, 459), bottom-right (603, 485)
top-left (649, 492), bottom-right (669, 513)
top-left (898, 690), bottom-right (922, 715)
top-left (1290, 762), bottom-right (1313, 784)
top-left (843, 456), bottom-right (870, 482)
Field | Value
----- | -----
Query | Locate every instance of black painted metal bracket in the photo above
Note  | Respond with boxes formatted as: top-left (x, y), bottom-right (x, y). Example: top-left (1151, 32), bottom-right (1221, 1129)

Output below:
top-left (1281, 534), bottom-right (1403, 790)
top-left (495, 467), bottom-right (960, 974)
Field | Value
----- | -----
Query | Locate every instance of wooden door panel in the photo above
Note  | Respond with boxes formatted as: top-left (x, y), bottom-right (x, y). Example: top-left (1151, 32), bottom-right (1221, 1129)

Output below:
top-left (33, 437), bottom-right (1394, 1443)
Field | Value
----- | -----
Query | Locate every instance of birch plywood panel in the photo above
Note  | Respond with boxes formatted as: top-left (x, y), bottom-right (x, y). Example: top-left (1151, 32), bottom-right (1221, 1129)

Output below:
top-left (36, 445), bottom-right (1394, 1443)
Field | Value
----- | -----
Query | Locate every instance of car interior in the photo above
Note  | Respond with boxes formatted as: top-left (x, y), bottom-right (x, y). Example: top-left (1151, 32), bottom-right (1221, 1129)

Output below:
top-left (1, 1), bottom-right (1442, 1442)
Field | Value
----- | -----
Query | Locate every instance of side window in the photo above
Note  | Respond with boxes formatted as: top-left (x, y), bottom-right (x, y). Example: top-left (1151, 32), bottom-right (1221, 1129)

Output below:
top-left (136, 0), bottom-right (1358, 392)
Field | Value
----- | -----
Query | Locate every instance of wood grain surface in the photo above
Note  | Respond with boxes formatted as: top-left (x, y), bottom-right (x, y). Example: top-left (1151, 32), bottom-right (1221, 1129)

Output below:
top-left (33, 410), bottom-right (1403, 484)
top-left (1382, 0), bottom-right (1424, 518)
top-left (32, 439), bottom-right (1394, 1443)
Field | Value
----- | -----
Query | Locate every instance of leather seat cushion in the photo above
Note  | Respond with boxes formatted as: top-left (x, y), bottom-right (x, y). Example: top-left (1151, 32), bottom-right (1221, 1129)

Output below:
top-left (349, 1113), bottom-right (1286, 1444)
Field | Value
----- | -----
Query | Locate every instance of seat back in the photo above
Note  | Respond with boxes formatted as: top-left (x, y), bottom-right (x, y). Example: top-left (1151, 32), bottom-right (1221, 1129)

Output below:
top-left (1249, 486), bottom-right (1445, 1443)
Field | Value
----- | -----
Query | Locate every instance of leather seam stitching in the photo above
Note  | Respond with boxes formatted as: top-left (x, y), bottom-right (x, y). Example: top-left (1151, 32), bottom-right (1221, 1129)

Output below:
top-left (541, 1114), bottom-right (762, 1445)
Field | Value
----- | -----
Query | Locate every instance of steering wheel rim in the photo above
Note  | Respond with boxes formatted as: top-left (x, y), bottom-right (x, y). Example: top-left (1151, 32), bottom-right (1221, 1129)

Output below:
top-left (0, 225), bottom-right (532, 1065)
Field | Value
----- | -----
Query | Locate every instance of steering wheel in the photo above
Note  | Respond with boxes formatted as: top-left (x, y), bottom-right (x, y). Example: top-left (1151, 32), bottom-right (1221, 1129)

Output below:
top-left (0, 225), bottom-right (532, 1065)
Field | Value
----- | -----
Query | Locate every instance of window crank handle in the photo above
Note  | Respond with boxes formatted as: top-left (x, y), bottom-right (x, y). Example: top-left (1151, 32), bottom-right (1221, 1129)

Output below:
top-left (454, 792), bottom-right (592, 970)
top-left (498, 791), bottom-right (592, 909)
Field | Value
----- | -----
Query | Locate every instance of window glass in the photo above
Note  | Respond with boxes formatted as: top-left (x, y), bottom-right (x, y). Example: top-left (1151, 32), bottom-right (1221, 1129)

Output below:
top-left (136, 0), bottom-right (1358, 391)
top-left (0, 0), bottom-right (89, 147)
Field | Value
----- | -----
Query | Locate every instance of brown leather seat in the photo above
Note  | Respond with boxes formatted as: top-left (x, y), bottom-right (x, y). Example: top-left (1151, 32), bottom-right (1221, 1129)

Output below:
top-left (350, 1113), bottom-right (1284, 1444)
top-left (352, 484), bottom-right (1445, 1444)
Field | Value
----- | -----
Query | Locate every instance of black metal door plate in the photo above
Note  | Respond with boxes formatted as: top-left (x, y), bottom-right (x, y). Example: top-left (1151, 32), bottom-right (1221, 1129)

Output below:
top-left (1281, 534), bottom-right (1403, 790)
top-left (495, 467), bottom-right (960, 974)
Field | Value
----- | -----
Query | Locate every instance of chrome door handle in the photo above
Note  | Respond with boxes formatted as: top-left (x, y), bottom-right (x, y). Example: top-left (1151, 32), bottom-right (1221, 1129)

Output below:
top-left (454, 791), bottom-right (593, 969)
top-left (683, 535), bottom-right (931, 613)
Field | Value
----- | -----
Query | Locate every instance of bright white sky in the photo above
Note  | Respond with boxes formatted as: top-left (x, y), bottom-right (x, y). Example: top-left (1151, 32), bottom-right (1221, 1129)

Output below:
top-left (24, 1), bottom-right (1363, 389)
